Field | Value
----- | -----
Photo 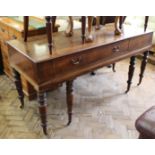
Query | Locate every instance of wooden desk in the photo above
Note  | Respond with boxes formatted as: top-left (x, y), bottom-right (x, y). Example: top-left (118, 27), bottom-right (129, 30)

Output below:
top-left (7, 25), bottom-right (153, 135)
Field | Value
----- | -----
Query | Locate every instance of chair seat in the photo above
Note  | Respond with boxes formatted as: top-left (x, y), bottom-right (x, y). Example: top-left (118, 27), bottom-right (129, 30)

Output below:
top-left (135, 106), bottom-right (155, 138)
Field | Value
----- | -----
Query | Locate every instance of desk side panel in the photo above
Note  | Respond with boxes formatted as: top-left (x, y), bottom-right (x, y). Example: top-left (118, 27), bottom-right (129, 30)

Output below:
top-left (8, 46), bottom-right (39, 87)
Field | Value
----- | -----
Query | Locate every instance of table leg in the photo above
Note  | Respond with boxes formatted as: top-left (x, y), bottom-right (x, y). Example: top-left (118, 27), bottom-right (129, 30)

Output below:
top-left (45, 16), bottom-right (52, 54)
top-left (66, 80), bottom-right (74, 125)
top-left (12, 69), bottom-right (24, 108)
top-left (38, 92), bottom-right (48, 135)
top-left (125, 56), bottom-right (136, 93)
top-left (81, 16), bottom-right (86, 43)
top-left (90, 71), bottom-right (96, 76)
top-left (112, 63), bottom-right (116, 72)
top-left (137, 51), bottom-right (149, 86)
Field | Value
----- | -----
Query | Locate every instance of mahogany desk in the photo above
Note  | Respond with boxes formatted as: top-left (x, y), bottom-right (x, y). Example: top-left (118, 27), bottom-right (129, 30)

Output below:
top-left (7, 25), bottom-right (153, 135)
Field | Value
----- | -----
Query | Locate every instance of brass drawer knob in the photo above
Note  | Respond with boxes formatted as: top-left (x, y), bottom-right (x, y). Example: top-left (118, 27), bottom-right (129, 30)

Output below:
top-left (112, 46), bottom-right (120, 52)
top-left (71, 56), bottom-right (82, 65)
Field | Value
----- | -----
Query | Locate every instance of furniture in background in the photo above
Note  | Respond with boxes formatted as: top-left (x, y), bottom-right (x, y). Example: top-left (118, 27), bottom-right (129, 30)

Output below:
top-left (8, 25), bottom-right (153, 135)
top-left (0, 16), bottom-right (59, 99)
top-left (135, 106), bottom-right (155, 139)
top-left (0, 43), bottom-right (3, 75)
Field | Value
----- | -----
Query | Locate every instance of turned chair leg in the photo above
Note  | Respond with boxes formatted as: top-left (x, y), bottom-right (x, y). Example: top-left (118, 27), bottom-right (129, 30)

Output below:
top-left (81, 16), bottom-right (86, 43)
top-left (24, 16), bottom-right (29, 42)
top-left (45, 16), bottom-right (53, 54)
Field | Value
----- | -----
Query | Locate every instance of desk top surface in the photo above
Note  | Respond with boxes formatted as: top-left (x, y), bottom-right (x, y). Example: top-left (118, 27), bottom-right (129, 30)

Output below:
top-left (8, 25), bottom-right (153, 63)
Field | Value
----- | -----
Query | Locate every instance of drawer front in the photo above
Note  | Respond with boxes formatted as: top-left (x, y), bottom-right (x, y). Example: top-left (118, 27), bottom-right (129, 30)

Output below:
top-left (53, 39), bottom-right (129, 75)
top-left (129, 33), bottom-right (152, 51)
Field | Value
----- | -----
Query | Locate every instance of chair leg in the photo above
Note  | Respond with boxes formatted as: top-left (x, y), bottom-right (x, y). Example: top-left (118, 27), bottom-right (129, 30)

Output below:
top-left (24, 16), bottom-right (29, 42)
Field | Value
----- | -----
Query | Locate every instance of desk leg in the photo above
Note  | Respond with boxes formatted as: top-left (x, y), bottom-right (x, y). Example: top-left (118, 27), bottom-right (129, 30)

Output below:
top-left (66, 80), bottom-right (74, 125)
top-left (126, 56), bottom-right (136, 93)
top-left (12, 69), bottom-right (24, 108)
top-left (112, 63), bottom-right (116, 72)
top-left (137, 51), bottom-right (149, 86)
top-left (38, 92), bottom-right (48, 135)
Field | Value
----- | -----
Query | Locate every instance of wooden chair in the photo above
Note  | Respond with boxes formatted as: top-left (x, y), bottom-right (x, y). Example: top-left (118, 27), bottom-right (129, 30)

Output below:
top-left (23, 16), bottom-right (87, 54)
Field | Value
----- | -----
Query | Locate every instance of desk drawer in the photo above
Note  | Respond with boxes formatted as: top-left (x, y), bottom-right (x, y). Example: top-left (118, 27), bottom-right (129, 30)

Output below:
top-left (53, 39), bottom-right (129, 75)
top-left (129, 33), bottom-right (152, 51)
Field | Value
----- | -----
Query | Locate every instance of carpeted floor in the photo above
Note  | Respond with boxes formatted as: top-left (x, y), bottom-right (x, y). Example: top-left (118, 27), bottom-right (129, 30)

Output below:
top-left (0, 58), bottom-right (155, 138)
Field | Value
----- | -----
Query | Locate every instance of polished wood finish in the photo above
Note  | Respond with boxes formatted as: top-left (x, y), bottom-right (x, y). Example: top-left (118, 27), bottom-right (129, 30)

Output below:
top-left (7, 25), bottom-right (153, 134)
top-left (23, 16), bottom-right (59, 53)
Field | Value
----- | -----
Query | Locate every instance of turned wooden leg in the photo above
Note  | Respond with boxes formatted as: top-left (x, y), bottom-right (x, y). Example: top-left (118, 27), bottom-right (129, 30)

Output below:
top-left (65, 16), bottom-right (73, 37)
top-left (81, 16), bottom-right (86, 43)
top-left (45, 16), bottom-right (52, 54)
top-left (12, 69), bottom-right (24, 109)
top-left (112, 63), bottom-right (116, 72)
top-left (119, 16), bottom-right (126, 29)
top-left (95, 16), bottom-right (100, 30)
top-left (24, 16), bottom-right (29, 42)
top-left (66, 80), bottom-right (74, 125)
top-left (114, 16), bottom-right (121, 35)
top-left (125, 56), bottom-right (136, 93)
top-left (52, 16), bottom-right (56, 32)
top-left (38, 92), bottom-right (48, 135)
top-left (86, 16), bottom-right (93, 42)
top-left (144, 16), bottom-right (149, 32)
top-left (137, 51), bottom-right (149, 86)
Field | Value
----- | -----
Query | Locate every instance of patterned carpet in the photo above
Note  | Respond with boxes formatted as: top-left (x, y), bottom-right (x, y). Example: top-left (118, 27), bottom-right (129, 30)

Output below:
top-left (0, 58), bottom-right (155, 138)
